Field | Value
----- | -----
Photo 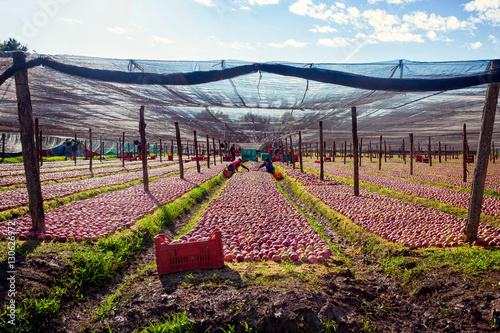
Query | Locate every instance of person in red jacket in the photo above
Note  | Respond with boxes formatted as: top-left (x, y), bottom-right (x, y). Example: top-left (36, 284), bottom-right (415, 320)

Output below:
top-left (227, 158), bottom-right (249, 175)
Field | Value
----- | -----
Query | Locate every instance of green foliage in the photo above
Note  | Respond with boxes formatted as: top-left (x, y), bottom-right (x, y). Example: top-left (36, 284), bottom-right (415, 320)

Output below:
top-left (139, 311), bottom-right (194, 333)
top-left (0, 38), bottom-right (27, 51)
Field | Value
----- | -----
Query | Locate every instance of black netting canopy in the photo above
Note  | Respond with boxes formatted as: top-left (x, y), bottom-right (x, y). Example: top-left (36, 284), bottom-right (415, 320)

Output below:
top-left (0, 52), bottom-right (499, 153)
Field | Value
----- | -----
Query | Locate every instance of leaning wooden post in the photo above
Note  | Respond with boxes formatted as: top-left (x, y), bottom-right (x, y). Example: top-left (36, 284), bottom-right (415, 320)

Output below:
top-left (175, 122), bottom-right (184, 179)
top-left (438, 141), bottom-right (442, 163)
top-left (74, 134), bottom-right (77, 165)
top-left (290, 134), bottom-right (295, 170)
top-left (352, 107), bottom-right (359, 196)
top-left (13, 51), bottom-right (45, 231)
top-left (212, 137), bottom-right (217, 166)
top-left (428, 136), bottom-right (432, 166)
top-left (139, 106), bottom-right (149, 192)
top-left (89, 128), bottom-right (93, 173)
top-left (193, 131), bottom-right (200, 173)
top-left (463, 124), bottom-right (467, 182)
top-left (409, 133), bottom-right (414, 176)
top-left (464, 61), bottom-right (499, 242)
top-left (319, 121), bottom-right (324, 181)
top-left (206, 135), bottom-right (210, 168)
top-left (378, 136), bottom-right (382, 170)
top-left (299, 131), bottom-right (303, 172)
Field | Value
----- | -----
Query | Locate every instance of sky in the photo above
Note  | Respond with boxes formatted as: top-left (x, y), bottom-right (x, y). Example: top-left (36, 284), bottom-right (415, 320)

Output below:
top-left (1, 0), bottom-right (500, 63)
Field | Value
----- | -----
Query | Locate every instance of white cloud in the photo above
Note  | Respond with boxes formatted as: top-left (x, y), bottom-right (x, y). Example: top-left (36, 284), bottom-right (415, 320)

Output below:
top-left (289, 0), bottom-right (332, 20)
top-left (151, 36), bottom-right (173, 44)
top-left (317, 37), bottom-right (350, 47)
top-left (426, 30), bottom-right (453, 42)
top-left (489, 34), bottom-right (500, 43)
top-left (194, 0), bottom-right (215, 6)
top-left (108, 26), bottom-right (128, 34)
top-left (309, 24), bottom-right (338, 33)
top-left (347, 7), bottom-right (360, 18)
top-left (335, 2), bottom-right (345, 9)
top-left (363, 9), bottom-right (400, 31)
top-left (247, 0), bottom-right (280, 4)
top-left (268, 39), bottom-right (307, 48)
top-left (229, 41), bottom-right (253, 49)
top-left (468, 41), bottom-right (483, 48)
top-left (464, 0), bottom-right (500, 12)
top-left (403, 11), bottom-right (474, 32)
top-left (371, 31), bottom-right (424, 43)
top-left (240, 6), bottom-right (251, 10)
top-left (60, 18), bottom-right (83, 24)
top-left (368, 0), bottom-right (420, 4)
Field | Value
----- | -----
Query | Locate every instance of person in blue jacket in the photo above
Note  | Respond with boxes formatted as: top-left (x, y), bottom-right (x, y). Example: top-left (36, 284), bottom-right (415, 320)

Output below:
top-left (258, 157), bottom-right (275, 174)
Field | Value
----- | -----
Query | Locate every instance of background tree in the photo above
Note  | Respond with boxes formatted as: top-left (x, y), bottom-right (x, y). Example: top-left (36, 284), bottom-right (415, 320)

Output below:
top-left (0, 38), bottom-right (28, 51)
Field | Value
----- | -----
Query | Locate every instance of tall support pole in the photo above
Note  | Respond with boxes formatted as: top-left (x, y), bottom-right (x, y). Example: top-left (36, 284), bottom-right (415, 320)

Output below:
top-left (319, 121), bottom-right (324, 181)
top-left (299, 131), bottom-right (303, 172)
top-left (464, 62), bottom-right (499, 242)
top-left (410, 133), bottom-right (414, 176)
top-left (369, 141), bottom-right (372, 162)
top-left (285, 137), bottom-right (289, 165)
top-left (139, 106), bottom-right (149, 192)
top-left (122, 132), bottom-right (125, 168)
top-left (39, 130), bottom-right (43, 166)
top-left (384, 140), bottom-right (387, 162)
top-left (333, 141), bottom-right (336, 162)
top-left (219, 139), bottom-right (223, 163)
top-left (344, 141), bottom-right (347, 164)
top-left (100, 136), bottom-right (103, 162)
top-left (445, 144), bottom-right (447, 161)
top-left (493, 141), bottom-right (496, 163)
top-left (193, 131), bottom-right (200, 173)
top-left (212, 137), bottom-right (217, 166)
top-left (352, 107), bottom-right (359, 196)
top-left (1, 133), bottom-right (5, 161)
top-left (13, 51), bottom-right (45, 231)
top-left (159, 138), bottom-right (162, 162)
top-left (206, 135), bottom-right (210, 168)
top-left (175, 122), bottom-right (184, 179)
top-left (428, 136), bottom-right (432, 167)
top-left (316, 142), bottom-right (319, 159)
top-left (171, 140), bottom-right (174, 160)
top-left (463, 124), bottom-right (467, 182)
top-left (403, 139), bottom-right (406, 164)
top-left (74, 134), bottom-right (77, 165)
top-left (438, 141), bottom-right (442, 163)
top-left (35, 118), bottom-right (40, 168)
top-left (378, 136), bottom-right (382, 170)
top-left (89, 128), bottom-right (93, 173)
top-left (359, 137), bottom-right (362, 167)
top-left (290, 134), bottom-right (295, 170)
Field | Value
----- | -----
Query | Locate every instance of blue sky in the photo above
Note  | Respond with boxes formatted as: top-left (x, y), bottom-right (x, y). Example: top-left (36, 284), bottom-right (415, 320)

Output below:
top-left (2, 0), bottom-right (500, 63)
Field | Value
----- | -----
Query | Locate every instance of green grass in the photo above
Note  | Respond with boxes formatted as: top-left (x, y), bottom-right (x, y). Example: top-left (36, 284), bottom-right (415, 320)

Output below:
top-left (0, 172), bottom-right (224, 332)
top-left (138, 311), bottom-right (195, 333)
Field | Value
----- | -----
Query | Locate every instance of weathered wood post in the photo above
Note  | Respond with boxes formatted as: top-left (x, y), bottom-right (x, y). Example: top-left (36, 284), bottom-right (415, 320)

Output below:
top-left (463, 124), bottom-right (467, 182)
top-left (384, 140), bottom-right (387, 162)
top-left (319, 121), bottom-right (324, 181)
top-left (1, 133), bottom-right (5, 160)
top-left (74, 134), bottom-right (77, 165)
top-left (299, 131), bottom-right (303, 172)
top-left (219, 139), bottom-right (223, 163)
top-left (159, 138), bottom-right (162, 162)
top-left (493, 142), bottom-right (495, 163)
top-left (438, 141), bottom-right (442, 163)
top-left (344, 141), bottom-right (347, 164)
top-left (34, 118), bottom-right (40, 168)
top-left (13, 51), bottom-right (45, 231)
top-left (409, 133), bottom-right (414, 176)
top-left (316, 142), bottom-right (319, 159)
top-left (100, 136), bottom-right (103, 162)
top-left (139, 106), bottom-right (149, 192)
top-left (290, 134), bottom-right (295, 170)
top-left (428, 136), bottom-right (432, 166)
top-left (212, 137), bottom-right (217, 166)
top-left (359, 137), bottom-right (363, 167)
top-left (369, 141), bottom-right (372, 162)
top-left (285, 137), bottom-right (289, 165)
top-left (403, 139), bottom-right (406, 164)
top-left (378, 136), bottom-right (382, 170)
top-left (193, 131), bottom-right (200, 173)
top-left (89, 129), bottom-right (94, 173)
top-left (175, 122), bottom-right (184, 179)
top-left (206, 135), bottom-right (210, 168)
top-left (333, 141), bottom-right (336, 162)
top-left (445, 144), bottom-right (447, 161)
top-left (352, 107), bottom-right (359, 196)
top-left (122, 132), bottom-right (125, 167)
top-left (464, 60), bottom-right (499, 242)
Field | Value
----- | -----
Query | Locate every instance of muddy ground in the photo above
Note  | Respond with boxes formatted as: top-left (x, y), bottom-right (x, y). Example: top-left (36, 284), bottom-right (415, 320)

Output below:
top-left (4, 179), bottom-right (500, 333)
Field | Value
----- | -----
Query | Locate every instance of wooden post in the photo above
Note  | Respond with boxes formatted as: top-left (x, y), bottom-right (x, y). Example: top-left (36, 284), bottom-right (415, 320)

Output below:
top-left (219, 139), bottom-right (223, 163)
top-left (384, 140), bottom-right (387, 162)
top-left (285, 137), bottom-right (289, 165)
top-left (39, 130), bottom-right (43, 166)
top-left (369, 141), bottom-right (372, 162)
top-left (122, 132), bottom-right (125, 167)
top-left (206, 135), bottom-right (210, 168)
top-left (409, 134), bottom-right (414, 176)
top-left (352, 107), bottom-right (359, 196)
top-left (359, 137), bottom-right (362, 167)
top-left (464, 61), bottom-right (499, 242)
top-left (299, 131), bottom-right (303, 172)
top-left (193, 131), bottom-right (200, 173)
top-left (463, 124), bottom-right (467, 182)
top-left (34, 118), bottom-right (40, 168)
top-left (290, 135), bottom-right (295, 169)
top-left (428, 136), bottom-right (432, 166)
top-left (344, 141), bottom-right (347, 164)
top-left (74, 134), bottom-right (77, 165)
top-left (333, 141), bottom-right (336, 162)
top-left (378, 136), bottom-right (382, 170)
top-left (418, 142), bottom-right (420, 156)
top-left (13, 51), bottom-right (45, 231)
top-left (445, 144), bottom-right (447, 161)
top-left (159, 138), bottom-right (162, 162)
top-left (139, 106), bottom-right (149, 192)
top-left (319, 121), bottom-right (324, 181)
top-left (316, 142), bottom-right (319, 159)
top-left (100, 136), bottom-right (103, 162)
top-left (89, 128), bottom-right (93, 173)
top-left (212, 137), bottom-right (217, 166)
top-left (116, 142), bottom-right (118, 159)
top-left (493, 141), bottom-right (496, 163)
top-left (175, 122), bottom-right (184, 179)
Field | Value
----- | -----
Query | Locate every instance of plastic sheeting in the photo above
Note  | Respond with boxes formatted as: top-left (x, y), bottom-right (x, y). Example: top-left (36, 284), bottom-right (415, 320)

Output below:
top-left (0, 52), bottom-right (498, 150)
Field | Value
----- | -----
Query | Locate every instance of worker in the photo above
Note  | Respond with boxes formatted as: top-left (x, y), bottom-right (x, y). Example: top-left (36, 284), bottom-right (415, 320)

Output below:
top-left (258, 157), bottom-right (275, 174)
top-left (227, 158), bottom-right (249, 175)
top-left (230, 144), bottom-right (236, 161)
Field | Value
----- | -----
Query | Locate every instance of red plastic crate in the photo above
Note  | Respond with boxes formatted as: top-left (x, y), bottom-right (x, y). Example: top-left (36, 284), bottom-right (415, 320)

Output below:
top-left (274, 172), bottom-right (282, 180)
top-left (154, 230), bottom-right (224, 275)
